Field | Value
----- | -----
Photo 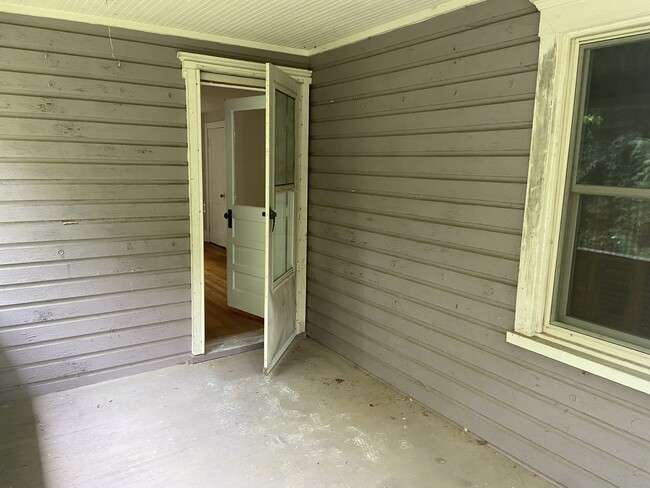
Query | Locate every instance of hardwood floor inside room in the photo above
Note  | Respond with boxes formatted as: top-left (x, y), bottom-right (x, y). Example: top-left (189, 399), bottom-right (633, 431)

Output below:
top-left (204, 242), bottom-right (263, 341)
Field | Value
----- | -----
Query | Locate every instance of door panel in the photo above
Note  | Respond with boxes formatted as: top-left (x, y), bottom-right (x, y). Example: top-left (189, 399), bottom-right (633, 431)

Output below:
top-left (264, 64), bottom-right (302, 374)
top-left (225, 96), bottom-right (266, 318)
top-left (205, 123), bottom-right (226, 247)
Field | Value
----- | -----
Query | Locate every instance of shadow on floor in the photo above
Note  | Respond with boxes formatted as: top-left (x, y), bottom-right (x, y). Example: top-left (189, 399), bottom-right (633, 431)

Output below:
top-left (0, 347), bottom-right (45, 488)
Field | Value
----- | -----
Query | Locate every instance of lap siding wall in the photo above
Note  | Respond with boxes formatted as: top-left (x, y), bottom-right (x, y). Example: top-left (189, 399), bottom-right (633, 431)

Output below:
top-left (0, 13), bottom-right (306, 400)
top-left (307, 0), bottom-right (650, 486)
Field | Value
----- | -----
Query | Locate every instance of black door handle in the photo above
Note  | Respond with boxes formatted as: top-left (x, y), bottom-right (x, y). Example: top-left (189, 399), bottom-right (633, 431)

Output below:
top-left (270, 209), bottom-right (277, 232)
top-left (224, 209), bottom-right (232, 228)
top-left (262, 209), bottom-right (277, 232)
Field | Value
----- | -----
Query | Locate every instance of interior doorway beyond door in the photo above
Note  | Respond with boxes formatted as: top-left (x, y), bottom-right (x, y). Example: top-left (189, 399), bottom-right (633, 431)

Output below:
top-left (201, 83), bottom-right (265, 342)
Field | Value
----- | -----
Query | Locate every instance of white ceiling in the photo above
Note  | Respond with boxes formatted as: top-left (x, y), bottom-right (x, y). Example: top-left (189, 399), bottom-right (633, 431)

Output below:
top-left (0, 0), bottom-right (483, 56)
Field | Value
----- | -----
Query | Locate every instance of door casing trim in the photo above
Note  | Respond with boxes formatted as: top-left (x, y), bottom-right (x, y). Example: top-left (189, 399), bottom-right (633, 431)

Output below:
top-left (178, 52), bottom-right (311, 355)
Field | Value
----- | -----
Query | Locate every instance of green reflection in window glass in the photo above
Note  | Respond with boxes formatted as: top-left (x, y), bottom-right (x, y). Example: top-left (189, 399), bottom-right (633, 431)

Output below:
top-left (576, 39), bottom-right (650, 189)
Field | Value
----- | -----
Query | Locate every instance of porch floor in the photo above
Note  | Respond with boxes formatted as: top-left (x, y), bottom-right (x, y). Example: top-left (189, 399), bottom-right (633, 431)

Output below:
top-left (2, 339), bottom-right (555, 488)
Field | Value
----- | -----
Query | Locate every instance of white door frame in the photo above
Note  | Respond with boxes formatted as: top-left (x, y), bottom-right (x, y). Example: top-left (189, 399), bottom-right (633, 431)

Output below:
top-left (178, 52), bottom-right (312, 355)
top-left (203, 120), bottom-right (225, 245)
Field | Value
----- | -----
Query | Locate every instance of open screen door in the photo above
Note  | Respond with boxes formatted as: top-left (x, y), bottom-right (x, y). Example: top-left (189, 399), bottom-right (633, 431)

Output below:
top-left (225, 96), bottom-right (266, 318)
top-left (263, 64), bottom-right (302, 374)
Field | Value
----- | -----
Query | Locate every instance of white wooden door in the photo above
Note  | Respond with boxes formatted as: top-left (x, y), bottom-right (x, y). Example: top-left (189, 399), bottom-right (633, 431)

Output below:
top-left (204, 122), bottom-right (226, 247)
top-left (263, 64), bottom-right (302, 374)
top-left (225, 96), bottom-right (266, 318)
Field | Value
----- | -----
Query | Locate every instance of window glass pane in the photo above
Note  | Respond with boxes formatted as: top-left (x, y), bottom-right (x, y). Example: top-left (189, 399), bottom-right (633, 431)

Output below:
top-left (272, 190), bottom-right (294, 281)
top-left (576, 38), bottom-right (650, 189)
top-left (575, 195), bottom-right (650, 258)
top-left (234, 109), bottom-right (265, 207)
top-left (567, 195), bottom-right (650, 341)
top-left (274, 90), bottom-right (295, 186)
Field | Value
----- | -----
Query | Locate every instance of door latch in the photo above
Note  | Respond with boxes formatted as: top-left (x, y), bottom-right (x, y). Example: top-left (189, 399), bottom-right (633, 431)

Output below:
top-left (223, 209), bottom-right (232, 228)
top-left (262, 209), bottom-right (277, 232)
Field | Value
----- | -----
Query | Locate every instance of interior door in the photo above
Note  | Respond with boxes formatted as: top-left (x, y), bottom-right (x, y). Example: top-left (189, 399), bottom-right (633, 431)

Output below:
top-left (263, 64), bottom-right (302, 374)
top-left (205, 122), bottom-right (226, 247)
top-left (225, 96), bottom-right (266, 318)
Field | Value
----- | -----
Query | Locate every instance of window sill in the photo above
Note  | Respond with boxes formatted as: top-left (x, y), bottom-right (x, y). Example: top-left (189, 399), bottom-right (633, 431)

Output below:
top-left (507, 326), bottom-right (650, 395)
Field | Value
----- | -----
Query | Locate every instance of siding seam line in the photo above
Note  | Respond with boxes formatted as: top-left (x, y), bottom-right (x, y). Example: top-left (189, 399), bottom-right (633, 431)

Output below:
top-left (310, 202), bottom-right (522, 235)
top-left (313, 35), bottom-right (540, 89)
top-left (312, 7), bottom-right (538, 70)
top-left (1, 320), bottom-right (191, 356)
top-left (309, 248), bottom-right (515, 310)
top-left (311, 66), bottom-right (538, 106)
top-left (310, 122), bottom-right (534, 140)
top-left (308, 263), bottom-right (511, 329)
top-left (310, 172), bottom-right (527, 184)
top-left (308, 233), bottom-right (517, 286)
top-left (310, 94), bottom-right (536, 123)
top-left (0, 300), bottom-right (190, 333)
top-left (307, 216), bottom-right (520, 260)
top-left (0, 284), bottom-right (190, 313)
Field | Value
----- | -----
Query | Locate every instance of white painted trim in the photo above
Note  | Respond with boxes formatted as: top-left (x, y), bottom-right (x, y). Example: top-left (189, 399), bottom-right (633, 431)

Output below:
top-left (180, 52), bottom-right (311, 356)
top-left (309, 0), bottom-right (487, 55)
top-left (295, 78), bottom-right (310, 335)
top-left (512, 0), bottom-right (650, 393)
top-left (263, 63), bottom-right (302, 374)
top-left (179, 53), bottom-right (312, 83)
top-left (0, 4), bottom-right (308, 57)
top-left (530, 0), bottom-right (650, 37)
top-left (203, 121), bottom-right (225, 245)
top-left (181, 64), bottom-right (205, 356)
top-left (506, 330), bottom-right (650, 395)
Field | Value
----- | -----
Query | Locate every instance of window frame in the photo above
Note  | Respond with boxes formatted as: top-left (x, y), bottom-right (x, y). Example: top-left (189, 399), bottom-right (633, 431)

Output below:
top-left (507, 0), bottom-right (650, 395)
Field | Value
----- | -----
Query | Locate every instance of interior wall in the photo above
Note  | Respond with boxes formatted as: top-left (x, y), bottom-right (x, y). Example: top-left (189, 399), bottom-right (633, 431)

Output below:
top-left (201, 86), bottom-right (261, 123)
top-left (233, 109), bottom-right (266, 207)
top-left (200, 86), bottom-right (262, 241)
top-left (0, 12), bottom-right (307, 401)
top-left (306, 0), bottom-right (650, 487)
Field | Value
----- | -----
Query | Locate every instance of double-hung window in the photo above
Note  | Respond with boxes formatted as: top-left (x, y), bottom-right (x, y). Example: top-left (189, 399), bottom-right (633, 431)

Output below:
top-left (558, 37), bottom-right (650, 353)
top-left (508, 0), bottom-right (650, 394)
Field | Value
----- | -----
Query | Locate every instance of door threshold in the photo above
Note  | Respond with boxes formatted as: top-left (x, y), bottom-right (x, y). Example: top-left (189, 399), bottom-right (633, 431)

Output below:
top-left (191, 330), bottom-right (263, 364)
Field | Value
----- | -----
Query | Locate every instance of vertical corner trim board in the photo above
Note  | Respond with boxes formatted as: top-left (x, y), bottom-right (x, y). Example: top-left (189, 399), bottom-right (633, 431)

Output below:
top-left (306, 0), bottom-right (650, 487)
top-left (0, 14), bottom-right (308, 401)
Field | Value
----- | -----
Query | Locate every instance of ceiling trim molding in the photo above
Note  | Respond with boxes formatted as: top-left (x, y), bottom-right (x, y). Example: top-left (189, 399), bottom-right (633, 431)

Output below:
top-left (308, 0), bottom-right (487, 55)
top-left (0, 4), bottom-right (309, 57)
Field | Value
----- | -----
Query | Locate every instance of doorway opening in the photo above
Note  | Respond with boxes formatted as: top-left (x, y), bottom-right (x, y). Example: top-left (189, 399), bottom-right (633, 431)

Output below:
top-left (179, 53), bottom-right (311, 373)
top-left (200, 84), bottom-right (265, 346)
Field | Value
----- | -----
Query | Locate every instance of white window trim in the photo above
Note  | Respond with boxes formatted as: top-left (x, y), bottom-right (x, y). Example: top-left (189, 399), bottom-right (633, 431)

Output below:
top-left (508, 0), bottom-right (650, 395)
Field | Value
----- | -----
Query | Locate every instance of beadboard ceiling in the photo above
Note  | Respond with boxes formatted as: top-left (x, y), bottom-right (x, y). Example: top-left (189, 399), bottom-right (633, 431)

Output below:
top-left (0, 0), bottom-right (483, 56)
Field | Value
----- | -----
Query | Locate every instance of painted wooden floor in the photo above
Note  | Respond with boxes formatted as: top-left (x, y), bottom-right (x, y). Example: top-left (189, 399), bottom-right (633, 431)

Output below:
top-left (204, 242), bottom-right (263, 341)
top-left (0, 339), bottom-right (556, 488)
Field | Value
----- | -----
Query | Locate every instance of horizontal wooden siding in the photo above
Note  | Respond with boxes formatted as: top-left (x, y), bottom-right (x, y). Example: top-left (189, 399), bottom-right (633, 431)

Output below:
top-left (0, 13), bottom-right (306, 400)
top-left (307, 1), bottom-right (650, 487)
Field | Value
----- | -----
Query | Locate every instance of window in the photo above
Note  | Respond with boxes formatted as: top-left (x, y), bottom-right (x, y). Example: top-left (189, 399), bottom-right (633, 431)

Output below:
top-left (556, 37), bottom-right (650, 352)
top-left (508, 0), bottom-right (650, 394)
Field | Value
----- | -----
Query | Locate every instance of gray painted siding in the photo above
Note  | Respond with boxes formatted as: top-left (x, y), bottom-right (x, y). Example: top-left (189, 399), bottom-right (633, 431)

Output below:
top-left (0, 13), bottom-right (307, 401)
top-left (307, 1), bottom-right (650, 487)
